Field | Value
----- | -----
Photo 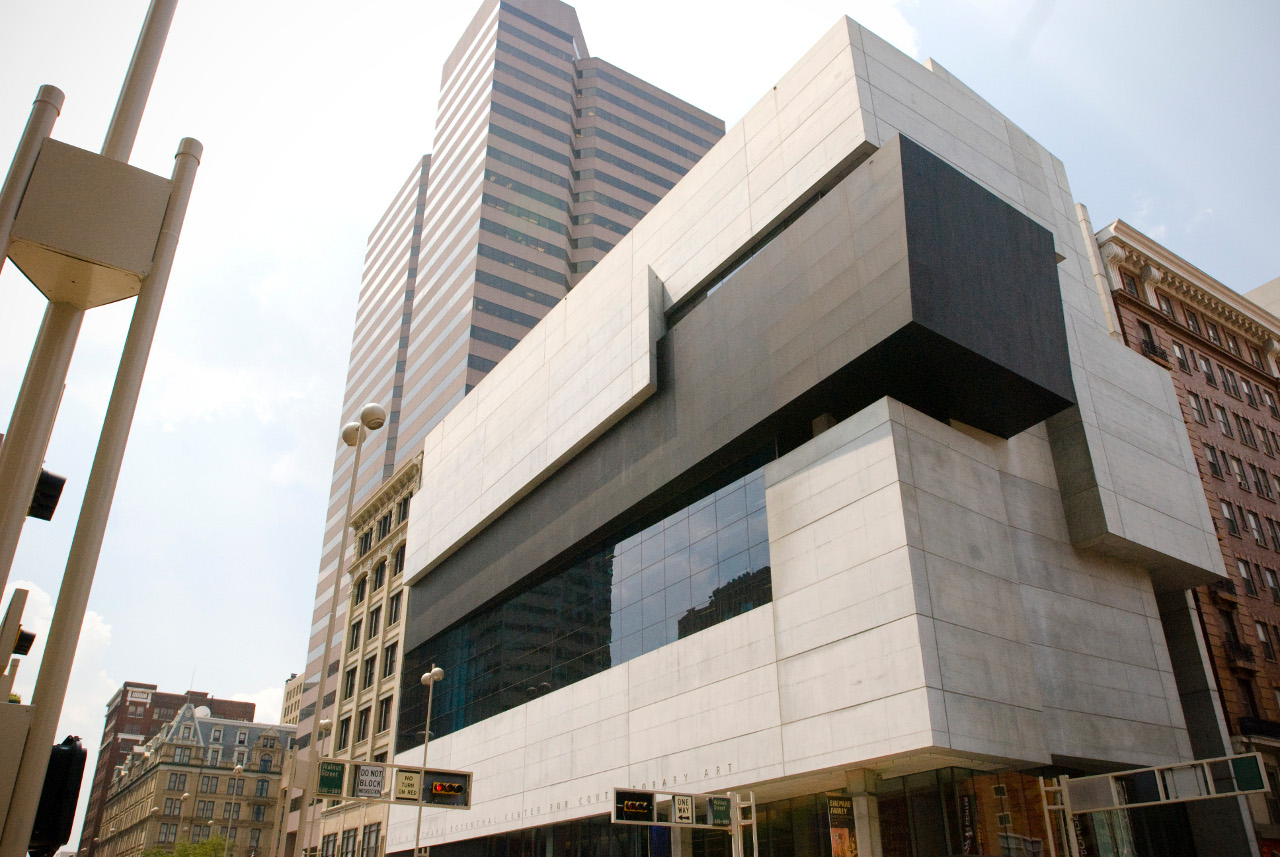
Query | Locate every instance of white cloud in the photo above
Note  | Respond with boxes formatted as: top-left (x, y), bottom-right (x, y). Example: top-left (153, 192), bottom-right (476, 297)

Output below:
top-left (228, 686), bottom-right (285, 725)
top-left (4, 580), bottom-right (116, 850)
top-left (848, 0), bottom-right (921, 58)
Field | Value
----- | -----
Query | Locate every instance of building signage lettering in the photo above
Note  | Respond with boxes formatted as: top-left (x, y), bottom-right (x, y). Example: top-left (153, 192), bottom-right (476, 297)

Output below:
top-left (673, 795), bottom-right (694, 825)
top-left (395, 770), bottom-right (422, 800)
top-left (826, 795), bottom-right (855, 857)
top-left (353, 764), bottom-right (385, 798)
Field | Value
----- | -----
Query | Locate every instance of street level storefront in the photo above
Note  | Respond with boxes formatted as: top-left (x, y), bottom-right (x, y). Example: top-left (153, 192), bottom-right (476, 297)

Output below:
top-left (416, 771), bottom-right (1194, 857)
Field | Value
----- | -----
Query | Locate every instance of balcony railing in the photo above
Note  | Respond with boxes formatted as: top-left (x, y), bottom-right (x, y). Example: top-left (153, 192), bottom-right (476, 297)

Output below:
top-left (1225, 639), bottom-right (1256, 663)
top-left (1141, 339), bottom-right (1171, 363)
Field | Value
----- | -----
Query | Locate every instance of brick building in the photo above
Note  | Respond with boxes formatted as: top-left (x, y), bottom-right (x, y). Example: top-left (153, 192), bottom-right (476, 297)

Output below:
top-left (1101, 218), bottom-right (1280, 846)
top-left (80, 683), bottom-right (256, 857)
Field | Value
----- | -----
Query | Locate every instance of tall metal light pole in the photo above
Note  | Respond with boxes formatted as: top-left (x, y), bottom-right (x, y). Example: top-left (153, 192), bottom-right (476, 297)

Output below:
top-left (300, 399), bottom-right (384, 855)
top-left (413, 667), bottom-right (444, 857)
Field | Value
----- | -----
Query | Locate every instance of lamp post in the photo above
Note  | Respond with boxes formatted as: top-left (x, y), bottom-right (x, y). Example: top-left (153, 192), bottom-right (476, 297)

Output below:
top-left (412, 667), bottom-right (444, 857)
top-left (302, 403), bottom-right (385, 855)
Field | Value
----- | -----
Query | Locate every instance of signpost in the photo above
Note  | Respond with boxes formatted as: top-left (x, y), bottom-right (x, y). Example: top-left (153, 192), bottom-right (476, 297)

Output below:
top-left (353, 764), bottom-right (385, 798)
top-left (610, 788), bottom-right (756, 857)
top-left (316, 762), bottom-right (345, 797)
top-left (310, 758), bottom-right (472, 807)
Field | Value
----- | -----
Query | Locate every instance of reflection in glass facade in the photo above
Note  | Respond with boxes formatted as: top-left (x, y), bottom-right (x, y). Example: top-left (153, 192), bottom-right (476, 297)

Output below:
top-left (399, 467), bottom-right (772, 751)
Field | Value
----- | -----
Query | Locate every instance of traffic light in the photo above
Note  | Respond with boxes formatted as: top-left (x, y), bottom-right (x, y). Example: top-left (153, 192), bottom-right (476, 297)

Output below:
top-left (29, 736), bottom-right (86, 857)
top-left (27, 469), bottom-right (66, 521)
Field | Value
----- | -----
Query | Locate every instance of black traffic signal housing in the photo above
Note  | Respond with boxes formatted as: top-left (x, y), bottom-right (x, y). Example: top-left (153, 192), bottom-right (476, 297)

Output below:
top-left (27, 469), bottom-right (66, 521)
top-left (29, 736), bottom-right (87, 857)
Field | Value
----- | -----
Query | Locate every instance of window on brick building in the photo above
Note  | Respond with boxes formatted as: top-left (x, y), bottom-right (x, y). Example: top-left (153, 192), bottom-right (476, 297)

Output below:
top-left (1231, 456), bottom-right (1249, 489)
top-left (1216, 404), bottom-right (1234, 437)
top-left (1157, 292), bottom-right (1174, 316)
top-left (1248, 511), bottom-right (1267, 546)
top-left (1207, 321), bottom-right (1222, 346)
top-left (1185, 307), bottom-right (1202, 334)
top-left (1250, 464), bottom-right (1273, 499)
top-left (1265, 389), bottom-right (1280, 420)
top-left (1227, 333), bottom-right (1242, 357)
top-left (1250, 344), bottom-right (1266, 370)
top-left (1189, 393), bottom-right (1207, 424)
top-left (1222, 501), bottom-right (1241, 536)
top-left (1258, 623), bottom-right (1275, 660)
top-left (1205, 444), bottom-right (1224, 478)
top-left (1237, 414), bottom-right (1258, 448)
top-left (1201, 354), bottom-right (1217, 385)
top-left (1243, 379), bottom-right (1259, 408)
top-left (1173, 342), bottom-right (1191, 372)
top-left (1119, 270), bottom-right (1139, 296)
top-left (1237, 559), bottom-right (1257, 595)
top-left (1221, 365), bottom-right (1242, 398)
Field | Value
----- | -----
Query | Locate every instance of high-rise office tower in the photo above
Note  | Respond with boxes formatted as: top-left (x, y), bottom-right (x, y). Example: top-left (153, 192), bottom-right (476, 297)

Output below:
top-left (289, 0), bottom-right (723, 828)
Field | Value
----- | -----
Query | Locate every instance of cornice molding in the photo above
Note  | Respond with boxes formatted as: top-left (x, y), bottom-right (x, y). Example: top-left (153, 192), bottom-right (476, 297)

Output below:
top-left (350, 455), bottom-right (423, 531)
top-left (1099, 229), bottom-right (1280, 347)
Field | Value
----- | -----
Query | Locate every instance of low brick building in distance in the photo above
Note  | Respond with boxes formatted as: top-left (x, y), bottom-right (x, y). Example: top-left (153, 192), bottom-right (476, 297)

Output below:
top-left (96, 704), bottom-right (294, 857)
top-left (80, 683), bottom-right (256, 857)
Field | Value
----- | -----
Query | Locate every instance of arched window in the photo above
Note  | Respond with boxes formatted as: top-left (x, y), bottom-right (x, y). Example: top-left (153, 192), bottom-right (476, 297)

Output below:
top-left (259, 754), bottom-right (272, 772)
top-left (372, 560), bottom-right (386, 591)
top-left (353, 576), bottom-right (367, 605)
top-left (393, 543), bottom-right (406, 576)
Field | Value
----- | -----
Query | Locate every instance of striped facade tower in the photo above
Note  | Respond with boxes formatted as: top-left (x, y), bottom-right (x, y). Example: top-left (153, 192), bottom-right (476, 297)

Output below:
top-left (393, 0), bottom-right (724, 462)
top-left (288, 1), bottom-right (722, 842)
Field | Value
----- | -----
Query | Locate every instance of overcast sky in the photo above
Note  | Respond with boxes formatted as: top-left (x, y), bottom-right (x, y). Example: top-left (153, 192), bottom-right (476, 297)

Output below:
top-left (1, 0), bottom-right (1277, 843)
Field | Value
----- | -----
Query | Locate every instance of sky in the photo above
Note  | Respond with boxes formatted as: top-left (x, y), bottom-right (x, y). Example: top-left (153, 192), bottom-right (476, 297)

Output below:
top-left (1, 0), bottom-right (1277, 844)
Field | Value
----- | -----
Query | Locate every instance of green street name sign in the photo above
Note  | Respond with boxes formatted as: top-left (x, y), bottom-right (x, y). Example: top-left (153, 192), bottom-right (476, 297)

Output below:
top-left (317, 761), bottom-right (345, 797)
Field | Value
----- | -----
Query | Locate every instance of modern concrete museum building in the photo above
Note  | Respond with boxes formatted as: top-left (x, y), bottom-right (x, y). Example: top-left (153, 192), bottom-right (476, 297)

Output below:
top-left (383, 14), bottom-right (1259, 857)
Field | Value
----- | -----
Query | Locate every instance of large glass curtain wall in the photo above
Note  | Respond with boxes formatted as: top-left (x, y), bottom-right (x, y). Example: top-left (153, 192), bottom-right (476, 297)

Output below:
top-left (399, 461), bottom-right (773, 751)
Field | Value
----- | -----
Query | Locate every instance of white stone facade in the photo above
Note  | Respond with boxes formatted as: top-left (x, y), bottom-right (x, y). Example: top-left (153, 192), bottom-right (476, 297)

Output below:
top-left (392, 14), bottom-right (1228, 853)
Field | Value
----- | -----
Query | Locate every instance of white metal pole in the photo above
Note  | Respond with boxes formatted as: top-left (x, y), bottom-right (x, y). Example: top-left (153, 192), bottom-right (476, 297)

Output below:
top-left (101, 0), bottom-right (179, 163)
top-left (0, 85), bottom-right (66, 596)
top-left (0, 137), bottom-right (201, 857)
top-left (0, 0), bottom-right (179, 591)
top-left (304, 423), bottom-right (370, 855)
top-left (414, 667), bottom-right (441, 857)
top-left (0, 85), bottom-right (63, 275)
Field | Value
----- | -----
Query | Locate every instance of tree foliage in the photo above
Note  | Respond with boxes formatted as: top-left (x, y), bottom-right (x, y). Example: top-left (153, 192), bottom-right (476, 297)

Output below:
top-left (142, 836), bottom-right (228, 857)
